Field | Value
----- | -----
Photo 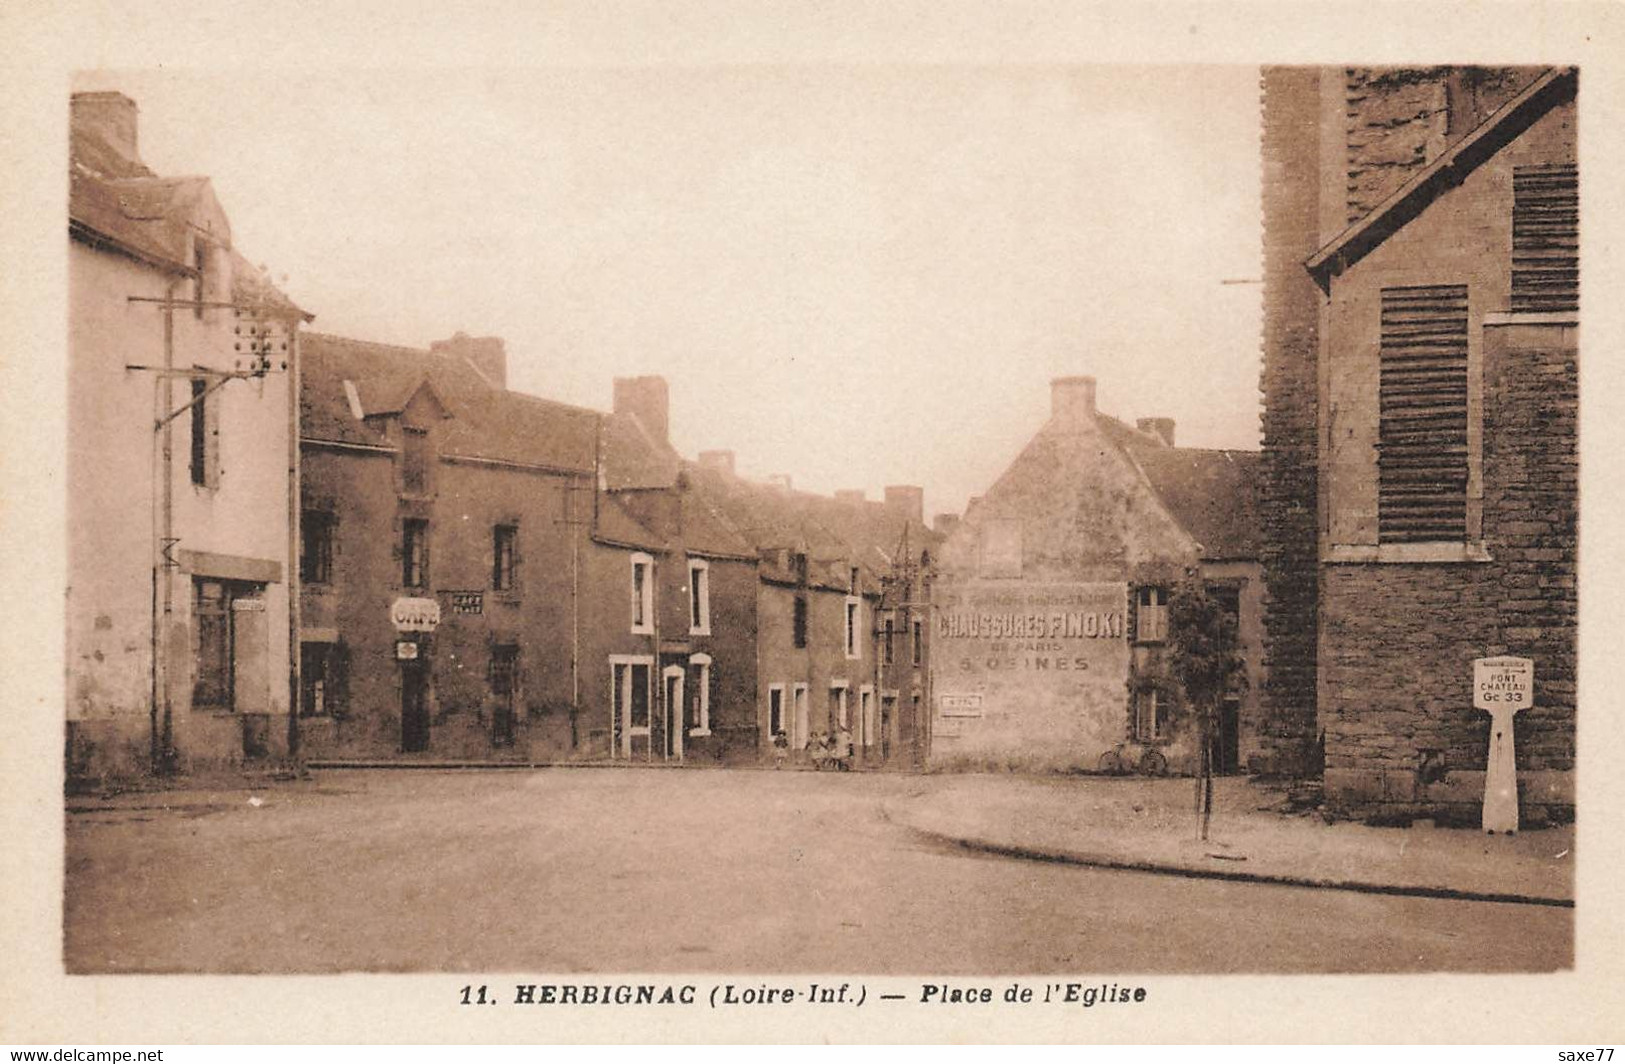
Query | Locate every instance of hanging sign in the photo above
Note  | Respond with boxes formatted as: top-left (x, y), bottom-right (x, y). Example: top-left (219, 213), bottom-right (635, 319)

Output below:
top-left (390, 596), bottom-right (441, 633)
top-left (395, 640), bottom-right (420, 660)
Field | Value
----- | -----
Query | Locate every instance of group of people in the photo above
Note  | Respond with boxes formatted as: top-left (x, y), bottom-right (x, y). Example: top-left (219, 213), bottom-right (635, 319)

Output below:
top-left (771, 727), bottom-right (854, 771)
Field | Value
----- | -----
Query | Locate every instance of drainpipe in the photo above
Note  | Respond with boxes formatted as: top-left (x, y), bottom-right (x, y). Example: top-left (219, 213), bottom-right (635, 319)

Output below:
top-left (286, 325), bottom-right (302, 763)
top-left (650, 553), bottom-right (660, 764)
top-left (158, 283), bottom-right (176, 774)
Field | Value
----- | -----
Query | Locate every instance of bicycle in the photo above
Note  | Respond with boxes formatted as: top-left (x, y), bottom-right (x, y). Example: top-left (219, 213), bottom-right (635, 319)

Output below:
top-left (1097, 741), bottom-right (1169, 777)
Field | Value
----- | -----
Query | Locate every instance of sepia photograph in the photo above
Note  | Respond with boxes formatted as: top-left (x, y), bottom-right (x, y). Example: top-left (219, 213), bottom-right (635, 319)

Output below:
top-left (4, 0), bottom-right (1623, 1048)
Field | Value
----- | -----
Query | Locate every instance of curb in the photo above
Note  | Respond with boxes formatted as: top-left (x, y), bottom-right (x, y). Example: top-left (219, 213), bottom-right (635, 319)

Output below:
top-left (902, 822), bottom-right (1574, 909)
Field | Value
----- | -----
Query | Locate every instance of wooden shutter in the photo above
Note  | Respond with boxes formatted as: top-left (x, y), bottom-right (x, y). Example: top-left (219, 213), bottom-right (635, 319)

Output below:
top-left (1378, 285), bottom-right (1469, 543)
top-left (1512, 163), bottom-right (1578, 314)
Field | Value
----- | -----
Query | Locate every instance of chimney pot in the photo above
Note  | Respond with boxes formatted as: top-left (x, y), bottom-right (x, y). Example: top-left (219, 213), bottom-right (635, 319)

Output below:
top-left (1050, 375), bottom-right (1097, 428)
top-left (430, 332), bottom-right (507, 389)
top-left (613, 376), bottom-right (671, 447)
top-left (71, 91), bottom-right (141, 164)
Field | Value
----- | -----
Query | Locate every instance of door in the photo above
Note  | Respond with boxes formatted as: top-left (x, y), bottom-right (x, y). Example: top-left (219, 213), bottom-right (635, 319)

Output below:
top-left (613, 660), bottom-right (653, 759)
top-left (401, 660), bottom-right (429, 752)
top-left (491, 645), bottom-right (518, 747)
top-left (663, 667), bottom-right (684, 760)
top-left (880, 694), bottom-right (896, 762)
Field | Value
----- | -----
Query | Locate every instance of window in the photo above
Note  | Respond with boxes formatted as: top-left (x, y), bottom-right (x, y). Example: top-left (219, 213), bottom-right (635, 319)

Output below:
top-left (911, 616), bottom-right (923, 667)
top-left (1135, 587), bottom-right (1167, 644)
top-left (1134, 688), bottom-right (1166, 742)
top-left (688, 559), bottom-right (710, 635)
top-left (401, 427), bottom-right (430, 496)
top-left (768, 684), bottom-right (786, 737)
top-left (849, 566), bottom-right (860, 595)
top-left (301, 510), bottom-right (335, 585)
top-left (844, 597), bottom-right (861, 660)
top-left (189, 376), bottom-right (219, 489)
top-left (1378, 285), bottom-right (1469, 543)
top-left (630, 553), bottom-right (653, 633)
top-left (881, 613), bottom-right (895, 666)
top-left (492, 524), bottom-right (517, 590)
top-left (792, 594), bottom-right (808, 649)
top-left (1512, 163), bottom-right (1578, 314)
top-left (300, 642), bottom-right (330, 717)
top-left (860, 685), bottom-right (876, 748)
top-left (192, 241), bottom-right (207, 319)
top-left (402, 519), bottom-right (429, 588)
top-left (688, 654), bottom-right (711, 734)
top-left (489, 644), bottom-right (518, 698)
top-left (791, 552), bottom-right (808, 584)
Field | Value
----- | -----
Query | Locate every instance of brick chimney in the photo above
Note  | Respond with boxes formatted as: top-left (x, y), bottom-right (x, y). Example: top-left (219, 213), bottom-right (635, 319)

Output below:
top-left (1050, 376), bottom-right (1097, 430)
top-left (1136, 417), bottom-right (1176, 446)
top-left (430, 332), bottom-right (507, 389)
top-left (71, 91), bottom-right (141, 163)
top-left (884, 485), bottom-right (925, 527)
top-left (834, 489), bottom-right (866, 505)
top-left (613, 376), bottom-right (670, 446)
top-left (698, 449), bottom-right (735, 475)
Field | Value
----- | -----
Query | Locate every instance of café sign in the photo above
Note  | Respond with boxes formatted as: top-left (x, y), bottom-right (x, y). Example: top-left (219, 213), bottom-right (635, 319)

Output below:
top-left (390, 596), bottom-right (441, 633)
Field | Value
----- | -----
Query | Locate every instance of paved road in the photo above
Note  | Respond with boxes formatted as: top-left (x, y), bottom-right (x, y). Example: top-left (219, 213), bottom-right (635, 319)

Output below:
top-left (64, 769), bottom-right (1572, 974)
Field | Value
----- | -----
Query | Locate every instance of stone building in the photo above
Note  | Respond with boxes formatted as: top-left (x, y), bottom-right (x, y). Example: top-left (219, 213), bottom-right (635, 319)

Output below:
top-left (928, 377), bottom-right (1263, 774)
top-left (684, 459), bottom-right (940, 768)
top-left (66, 92), bottom-right (309, 781)
top-left (1259, 67), bottom-right (1577, 819)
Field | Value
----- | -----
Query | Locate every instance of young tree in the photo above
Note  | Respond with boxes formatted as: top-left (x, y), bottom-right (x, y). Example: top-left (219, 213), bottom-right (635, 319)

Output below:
top-left (1167, 573), bottom-right (1248, 840)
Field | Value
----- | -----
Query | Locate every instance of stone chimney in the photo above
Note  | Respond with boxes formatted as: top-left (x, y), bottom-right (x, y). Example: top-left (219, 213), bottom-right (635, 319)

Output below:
top-left (884, 485), bottom-right (925, 527)
top-left (1050, 376), bottom-right (1097, 430)
top-left (71, 91), bottom-right (141, 163)
top-left (834, 489), bottom-right (866, 505)
top-left (934, 512), bottom-right (961, 536)
top-left (430, 332), bottom-right (507, 389)
top-left (698, 449), bottom-right (735, 475)
top-left (613, 376), bottom-right (670, 446)
top-left (1136, 417), bottom-right (1176, 447)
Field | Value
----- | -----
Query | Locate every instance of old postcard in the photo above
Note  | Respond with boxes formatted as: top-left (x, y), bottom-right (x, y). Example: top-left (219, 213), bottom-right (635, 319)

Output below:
top-left (3, 0), bottom-right (1623, 1046)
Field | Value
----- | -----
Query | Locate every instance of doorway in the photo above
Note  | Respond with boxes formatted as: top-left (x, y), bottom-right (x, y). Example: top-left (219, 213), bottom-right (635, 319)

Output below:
top-left (611, 657), bottom-right (653, 759)
top-left (490, 644), bottom-right (518, 747)
top-left (401, 660), bottom-right (429, 753)
top-left (1216, 696), bottom-right (1241, 776)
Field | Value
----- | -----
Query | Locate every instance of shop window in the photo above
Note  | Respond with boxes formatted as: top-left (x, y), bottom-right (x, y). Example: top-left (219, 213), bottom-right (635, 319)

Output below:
top-left (630, 553), bottom-right (653, 633)
top-left (844, 597), bottom-right (862, 660)
top-left (492, 524), bottom-right (518, 590)
top-left (1134, 587), bottom-right (1167, 644)
top-left (402, 519), bottom-right (429, 588)
top-left (301, 510), bottom-right (335, 585)
top-left (688, 559), bottom-right (710, 635)
top-left (1134, 688), bottom-right (1166, 742)
top-left (1377, 284), bottom-right (1469, 543)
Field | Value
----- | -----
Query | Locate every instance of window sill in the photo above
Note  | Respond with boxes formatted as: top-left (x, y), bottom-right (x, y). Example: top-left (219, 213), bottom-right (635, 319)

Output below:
top-left (1324, 542), bottom-right (1493, 564)
top-left (687, 728), bottom-right (712, 738)
top-left (689, 627), bottom-right (711, 637)
top-left (631, 625), bottom-right (654, 636)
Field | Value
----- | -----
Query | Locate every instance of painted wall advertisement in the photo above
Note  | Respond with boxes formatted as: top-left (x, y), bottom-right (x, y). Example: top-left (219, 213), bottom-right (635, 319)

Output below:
top-left (929, 581), bottom-right (1130, 761)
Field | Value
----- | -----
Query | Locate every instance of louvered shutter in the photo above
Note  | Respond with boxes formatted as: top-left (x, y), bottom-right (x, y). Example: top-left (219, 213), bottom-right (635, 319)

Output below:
top-left (1378, 285), bottom-right (1469, 543)
top-left (1512, 163), bottom-right (1578, 314)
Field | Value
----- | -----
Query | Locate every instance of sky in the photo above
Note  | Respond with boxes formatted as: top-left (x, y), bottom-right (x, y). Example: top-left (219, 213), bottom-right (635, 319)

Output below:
top-left (71, 64), bottom-right (1264, 519)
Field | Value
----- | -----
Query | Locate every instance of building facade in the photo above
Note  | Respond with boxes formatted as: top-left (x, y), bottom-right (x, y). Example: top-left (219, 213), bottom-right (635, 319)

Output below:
top-left (66, 92), bottom-right (308, 782)
top-left (928, 377), bottom-right (1263, 775)
top-left (1259, 66), bottom-right (1577, 819)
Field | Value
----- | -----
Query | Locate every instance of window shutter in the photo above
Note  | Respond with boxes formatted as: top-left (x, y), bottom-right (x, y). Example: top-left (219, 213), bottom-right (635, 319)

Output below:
top-left (1378, 284), bottom-right (1469, 543)
top-left (1512, 163), bottom-right (1578, 314)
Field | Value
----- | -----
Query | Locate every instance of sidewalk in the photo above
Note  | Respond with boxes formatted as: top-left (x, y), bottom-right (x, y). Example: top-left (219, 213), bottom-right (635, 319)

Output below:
top-left (884, 773), bottom-right (1574, 906)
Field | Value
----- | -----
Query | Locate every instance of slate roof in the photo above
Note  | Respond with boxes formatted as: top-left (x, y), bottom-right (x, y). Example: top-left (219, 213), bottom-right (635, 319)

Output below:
top-left (1121, 441), bottom-right (1261, 560)
top-left (300, 332), bottom-right (600, 473)
top-left (683, 463), bottom-right (939, 591)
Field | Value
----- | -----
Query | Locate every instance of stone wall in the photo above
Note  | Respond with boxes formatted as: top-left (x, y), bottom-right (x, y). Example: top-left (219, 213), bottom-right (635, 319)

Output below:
top-left (1256, 67), bottom-right (1325, 775)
